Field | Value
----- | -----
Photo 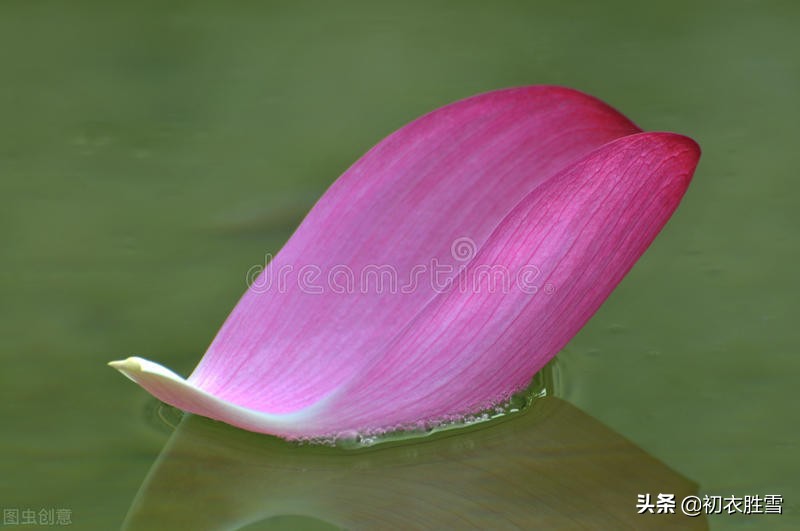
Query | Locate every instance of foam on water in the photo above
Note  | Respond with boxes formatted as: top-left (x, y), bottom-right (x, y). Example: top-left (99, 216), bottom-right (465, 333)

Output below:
top-left (314, 359), bottom-right (559, 449)
top-left (146, 360), bottom-right (560, 447)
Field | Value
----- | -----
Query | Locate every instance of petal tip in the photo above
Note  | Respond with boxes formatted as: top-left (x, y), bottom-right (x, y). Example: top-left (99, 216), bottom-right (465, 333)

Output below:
top-left (108, 356), bottom-right (186, 384)
top-left (649, 131), bottom-right (702, 162)
top-left (108, 357), bottom-right (146, 383)
top-left (108, 357), bottom-right (141, 372)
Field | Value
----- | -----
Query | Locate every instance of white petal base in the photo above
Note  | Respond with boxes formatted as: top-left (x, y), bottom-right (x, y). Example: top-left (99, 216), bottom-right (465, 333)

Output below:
top-left (109, 357), bottom-right (319, 438)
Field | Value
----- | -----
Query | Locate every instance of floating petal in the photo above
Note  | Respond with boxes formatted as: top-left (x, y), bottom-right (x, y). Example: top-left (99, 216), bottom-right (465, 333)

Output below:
top-left (110, 88), bottom-right (699, 439)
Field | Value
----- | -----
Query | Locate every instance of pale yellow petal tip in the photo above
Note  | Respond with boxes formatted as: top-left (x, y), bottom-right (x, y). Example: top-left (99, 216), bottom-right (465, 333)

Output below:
top-left (108, 357), bottom-right (143, 373)
top-left (108, 357), bottom-right (187, 384)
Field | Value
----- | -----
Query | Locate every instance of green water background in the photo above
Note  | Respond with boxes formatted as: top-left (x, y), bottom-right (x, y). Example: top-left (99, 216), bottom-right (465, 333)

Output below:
top-left (1, 0), bottom-right (797, 529)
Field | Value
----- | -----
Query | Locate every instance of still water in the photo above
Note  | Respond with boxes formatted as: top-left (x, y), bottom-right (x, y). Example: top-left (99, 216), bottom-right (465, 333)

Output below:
top-left (1, 1), bottom-right (797, 529)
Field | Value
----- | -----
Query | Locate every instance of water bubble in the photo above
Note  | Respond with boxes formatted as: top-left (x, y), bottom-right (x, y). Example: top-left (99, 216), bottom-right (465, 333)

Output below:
top-left (334, 430), bottom-right (362, 449)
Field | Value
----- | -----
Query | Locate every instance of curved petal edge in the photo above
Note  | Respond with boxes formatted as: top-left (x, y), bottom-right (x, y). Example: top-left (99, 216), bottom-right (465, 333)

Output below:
top-left (109, 357), bottom-right (319, 433)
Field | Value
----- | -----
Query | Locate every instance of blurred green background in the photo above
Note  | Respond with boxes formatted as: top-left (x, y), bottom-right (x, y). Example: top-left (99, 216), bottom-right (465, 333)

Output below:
top-left (1, 0), bottom-right (797, 529)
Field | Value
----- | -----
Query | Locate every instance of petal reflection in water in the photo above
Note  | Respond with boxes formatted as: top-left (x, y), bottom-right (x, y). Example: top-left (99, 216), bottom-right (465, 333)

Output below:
top-left (124, 398), bottom-right (705, 530)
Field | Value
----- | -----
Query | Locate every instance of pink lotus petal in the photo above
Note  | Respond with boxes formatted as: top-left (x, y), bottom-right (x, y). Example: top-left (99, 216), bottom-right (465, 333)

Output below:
top-left (314, 132), bottom-right (700, 435)
top-left (110, 87), bottom-right (699, 440)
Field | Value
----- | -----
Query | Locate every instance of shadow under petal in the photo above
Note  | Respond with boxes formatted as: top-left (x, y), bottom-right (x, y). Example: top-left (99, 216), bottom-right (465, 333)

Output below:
top-left (123, 397), bottom-right (706, 530)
